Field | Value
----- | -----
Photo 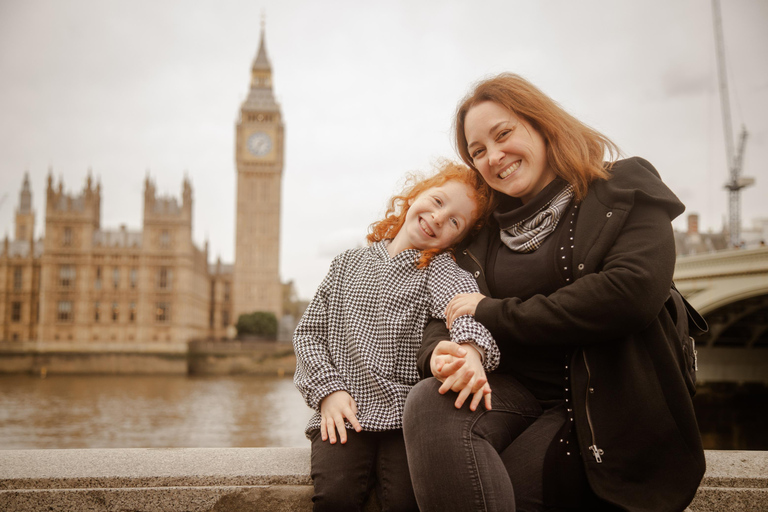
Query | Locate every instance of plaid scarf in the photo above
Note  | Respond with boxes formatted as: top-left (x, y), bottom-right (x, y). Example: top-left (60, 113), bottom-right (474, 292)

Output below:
top-left (499, 184), bottom-right (575, 253)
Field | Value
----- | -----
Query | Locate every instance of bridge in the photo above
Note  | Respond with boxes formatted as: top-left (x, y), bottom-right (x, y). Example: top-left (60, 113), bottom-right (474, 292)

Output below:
top-left (674, 246), bottom-right (768, 384)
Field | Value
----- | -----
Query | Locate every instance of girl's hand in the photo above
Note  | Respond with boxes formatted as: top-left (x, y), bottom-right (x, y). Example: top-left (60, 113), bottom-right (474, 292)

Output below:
top-left (438, 344), bottom-right (492, 411)
top-left (431, 341), bottom-right (492, 411)
top-left (430, 340), bottom-right (467, 381)
top-left (319, 390), bottom-right (362, 444)
top-left (445, 292), bottom-right (485, 329)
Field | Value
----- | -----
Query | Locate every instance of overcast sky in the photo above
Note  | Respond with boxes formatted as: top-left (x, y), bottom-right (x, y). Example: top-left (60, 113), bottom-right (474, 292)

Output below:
top-left (1, 0), bottom-right (766, 300)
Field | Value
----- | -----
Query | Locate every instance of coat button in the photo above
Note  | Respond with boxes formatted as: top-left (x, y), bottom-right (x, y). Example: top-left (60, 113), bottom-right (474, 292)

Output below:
top-left (606, 212), bottom-right (613, 218)
top-left (463, 249), bottom-right (468, 255)
top-left (474, 271), bottom-right (480, 278)
top-left (577, 264), bottom-right (584, 270)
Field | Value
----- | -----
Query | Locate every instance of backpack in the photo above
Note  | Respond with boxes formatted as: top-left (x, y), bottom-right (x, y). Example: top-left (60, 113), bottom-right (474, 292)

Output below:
top-left (665, 283), bottom-right (709, 397)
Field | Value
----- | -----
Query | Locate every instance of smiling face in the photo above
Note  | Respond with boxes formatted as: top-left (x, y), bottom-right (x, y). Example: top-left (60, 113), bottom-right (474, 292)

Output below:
top-left (464, 101), bottom-right (556, 204)
top-left (388, 180), bottom-right (478, 256)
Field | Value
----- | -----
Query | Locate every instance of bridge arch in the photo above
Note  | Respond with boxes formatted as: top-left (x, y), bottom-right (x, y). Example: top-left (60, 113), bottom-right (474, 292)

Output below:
top-left (674, 247), bottom-right (768, 383)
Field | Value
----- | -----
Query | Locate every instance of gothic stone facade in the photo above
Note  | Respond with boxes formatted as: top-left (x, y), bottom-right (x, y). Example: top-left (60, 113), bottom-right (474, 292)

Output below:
top-left (0, 32), bottom-right (284, 343)
top-left (0, 172), bottom-right (234, 344)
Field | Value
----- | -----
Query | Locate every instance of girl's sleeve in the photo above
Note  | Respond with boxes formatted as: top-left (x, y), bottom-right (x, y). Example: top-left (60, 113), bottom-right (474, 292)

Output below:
top-left (427, 255), bottom-right (500, 371)
top-left (292, 256), bottom-right (348, 412)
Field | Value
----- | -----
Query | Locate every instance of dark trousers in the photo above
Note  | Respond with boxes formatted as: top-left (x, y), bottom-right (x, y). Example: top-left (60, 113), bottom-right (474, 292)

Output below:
top-left (403, 376), bottom-right (617, 512)
top-left (309, 428), bottom-right (419, 512)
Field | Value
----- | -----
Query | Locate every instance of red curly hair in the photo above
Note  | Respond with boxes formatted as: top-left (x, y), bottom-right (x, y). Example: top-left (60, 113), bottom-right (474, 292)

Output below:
top-left (367, 160), bottom-right (495, 268)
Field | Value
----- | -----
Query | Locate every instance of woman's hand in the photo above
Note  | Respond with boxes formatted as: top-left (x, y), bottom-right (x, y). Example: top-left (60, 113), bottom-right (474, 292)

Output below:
top-left (445, 292), bottom-right (485, 329)
top-left (319, 390), bottom-right (362, 444)
top-left (430, 341), bottom-right (492, 411)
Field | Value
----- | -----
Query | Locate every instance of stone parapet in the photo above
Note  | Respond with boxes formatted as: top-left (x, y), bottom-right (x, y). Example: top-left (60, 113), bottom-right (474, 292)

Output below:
top-left (0, 448), bottom-right (765, 511)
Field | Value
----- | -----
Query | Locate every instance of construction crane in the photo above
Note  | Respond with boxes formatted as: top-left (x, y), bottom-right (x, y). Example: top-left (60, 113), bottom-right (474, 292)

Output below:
top-left (712, 0), bottom-right (753, 248)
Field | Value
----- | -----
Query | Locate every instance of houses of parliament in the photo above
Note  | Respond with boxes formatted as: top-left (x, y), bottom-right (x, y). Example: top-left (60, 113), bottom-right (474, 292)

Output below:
top-left (0, 31), bottom-right (291, 344)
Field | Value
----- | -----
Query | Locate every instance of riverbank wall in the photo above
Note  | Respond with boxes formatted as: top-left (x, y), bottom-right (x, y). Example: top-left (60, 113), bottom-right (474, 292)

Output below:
top-left (1, 448), bottom-right (765, 511)
top-left (0, 340), bottom-right (296, 376)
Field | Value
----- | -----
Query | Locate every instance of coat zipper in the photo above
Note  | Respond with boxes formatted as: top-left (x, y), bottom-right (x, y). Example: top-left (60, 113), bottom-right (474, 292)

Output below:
top-left (582, 350), bottom-right (604, 463)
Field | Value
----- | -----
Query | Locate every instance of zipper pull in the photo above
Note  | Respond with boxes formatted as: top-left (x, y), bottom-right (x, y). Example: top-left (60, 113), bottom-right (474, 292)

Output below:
top-left (589, 445), bottom-right (604, 463)
top-left (691, 337), bottom-right (698, 371)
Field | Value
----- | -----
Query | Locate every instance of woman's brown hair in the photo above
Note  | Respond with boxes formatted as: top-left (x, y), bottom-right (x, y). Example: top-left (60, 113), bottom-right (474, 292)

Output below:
top-left (367, 160), bottom-right (495, 268)
top-left (455, 73), bottom-right (620, 201)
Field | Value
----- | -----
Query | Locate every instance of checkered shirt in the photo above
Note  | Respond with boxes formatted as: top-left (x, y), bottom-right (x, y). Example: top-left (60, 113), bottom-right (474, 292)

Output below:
top-left (293, 241), bottom-right (500, 436)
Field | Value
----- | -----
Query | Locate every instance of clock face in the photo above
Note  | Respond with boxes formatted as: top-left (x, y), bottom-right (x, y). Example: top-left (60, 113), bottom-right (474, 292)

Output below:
top-left (247, 132), bottom-right (273, 157)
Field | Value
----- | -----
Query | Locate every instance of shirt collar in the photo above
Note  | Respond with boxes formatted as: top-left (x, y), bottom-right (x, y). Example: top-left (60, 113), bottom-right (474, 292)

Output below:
top-left (374, 240), bottom-right (421, 266)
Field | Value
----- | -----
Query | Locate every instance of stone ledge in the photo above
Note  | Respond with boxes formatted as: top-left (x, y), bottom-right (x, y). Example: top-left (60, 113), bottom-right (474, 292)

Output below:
top-left (0, 448), bottom-right (311, 490)
top-left (0, 448), bottom-right (765, 511)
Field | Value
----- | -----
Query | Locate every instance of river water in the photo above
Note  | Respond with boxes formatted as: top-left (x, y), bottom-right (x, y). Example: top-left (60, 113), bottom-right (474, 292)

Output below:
top-left (0, 375), bottom-right (765, 450)
top-left (0, 374), bottom-right (313, 449)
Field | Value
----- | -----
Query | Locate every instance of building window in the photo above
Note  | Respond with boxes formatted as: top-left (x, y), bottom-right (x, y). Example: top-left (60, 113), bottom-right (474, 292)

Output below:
top-left (113, 268), bottom-right (120, 289)
top-left (57, 301), bottom-right (73, 322)
top-left (160, 230), bottom-right (170, 248)
top-left (221, 310), bottom-right (229, 327)
top-left (94, 302), bottom-right (100, 322)
top-left (224, 283), bottom-right (231, 302)
top-left (156, 302), bottom-right (170, 323)
top-left (59, 265), bottom-right (76, 288)
top-left (94, 266), bottom-right (102, 290)
top-left (11, 302), bottom-right (22, 323)
top-left (129, 303), bottom-right (136, 322)
top-left (158, 267), bottom-right (172, 290)
top-left (209, 308), bottom-right (215, 329)
top-left (13, 267), bottom-right (23, 290)
top-left (130, 268), bottom-right (138, 289)
top-left (112, 302), bottom-right (119, 322)
top-left (63, 227), bottom-right (72, 246)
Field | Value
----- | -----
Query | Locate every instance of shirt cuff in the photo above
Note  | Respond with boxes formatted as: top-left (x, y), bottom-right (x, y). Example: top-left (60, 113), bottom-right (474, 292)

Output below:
top-left (457, 340), bottom-right (485, 364)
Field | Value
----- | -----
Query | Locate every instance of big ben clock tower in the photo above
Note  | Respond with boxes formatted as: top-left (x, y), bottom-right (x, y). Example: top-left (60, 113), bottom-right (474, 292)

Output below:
top-left (233, 27), bottom-right (284, 322)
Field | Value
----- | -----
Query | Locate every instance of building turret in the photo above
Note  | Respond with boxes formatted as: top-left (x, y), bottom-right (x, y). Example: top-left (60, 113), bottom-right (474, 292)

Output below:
top-left (43, 171), bottom-right (101, 254)
top-left (15, 173), bottom-right (35, 242)
top-left (142, 174), bottom-right (193, 254)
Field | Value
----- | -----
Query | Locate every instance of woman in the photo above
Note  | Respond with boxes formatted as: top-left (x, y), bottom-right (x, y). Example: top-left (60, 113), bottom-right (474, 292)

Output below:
top-left (402, 73), bottom-right (705, 512)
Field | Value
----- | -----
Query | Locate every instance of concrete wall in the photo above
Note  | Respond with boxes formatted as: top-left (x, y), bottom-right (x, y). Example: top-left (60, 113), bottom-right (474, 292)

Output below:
top-left (0, 341), bottom-right (188, 374)
top-left (188, 340), bottom-right (295, 376)
top-left (0, 341), bottom-right (295, 375)
top-left (1, 448), bottom-right (765, 511)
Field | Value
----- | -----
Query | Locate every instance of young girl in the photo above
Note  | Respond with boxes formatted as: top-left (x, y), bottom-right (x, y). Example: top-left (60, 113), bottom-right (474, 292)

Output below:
top-left (293, 161), bottom-right (501, 512)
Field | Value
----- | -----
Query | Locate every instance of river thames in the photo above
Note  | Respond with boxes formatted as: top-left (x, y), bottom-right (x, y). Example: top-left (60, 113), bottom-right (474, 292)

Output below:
top-left (0, 374), bottom-right (765, 450)
top-left (0, 374), bottom-right (313, 449)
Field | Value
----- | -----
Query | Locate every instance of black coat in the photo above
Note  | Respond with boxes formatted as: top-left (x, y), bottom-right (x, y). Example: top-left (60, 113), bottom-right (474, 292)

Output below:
top-left (417, 157), bottom-right (706, 512)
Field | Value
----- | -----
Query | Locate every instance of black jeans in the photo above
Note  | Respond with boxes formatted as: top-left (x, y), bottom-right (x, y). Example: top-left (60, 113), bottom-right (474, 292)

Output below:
top-left (403, 375), bottom-right (546, 512)
top-left (309, 428), bottom-right (418, 512)
top-left (404, 376), bottom-right (618, 512)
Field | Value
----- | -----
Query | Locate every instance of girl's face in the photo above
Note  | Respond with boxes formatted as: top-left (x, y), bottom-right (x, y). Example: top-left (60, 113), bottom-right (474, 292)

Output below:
top-left (464, 101), bottom-right (555, 204)
top-left (393, 181), bottom-right (477, 253)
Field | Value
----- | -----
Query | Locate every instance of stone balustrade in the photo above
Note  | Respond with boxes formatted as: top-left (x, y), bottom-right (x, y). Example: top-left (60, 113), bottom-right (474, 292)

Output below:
top-left (1, 448), bottom-right (766, 511)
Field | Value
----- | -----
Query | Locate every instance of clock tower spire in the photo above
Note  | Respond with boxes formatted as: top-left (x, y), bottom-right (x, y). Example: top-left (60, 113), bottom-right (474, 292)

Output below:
top-left (233, 23), bottom-right (284, 323)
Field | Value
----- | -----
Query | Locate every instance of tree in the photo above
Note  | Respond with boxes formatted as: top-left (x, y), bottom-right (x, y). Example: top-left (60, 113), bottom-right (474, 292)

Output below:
top-left (235, 311), bottom-right (278, 339)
